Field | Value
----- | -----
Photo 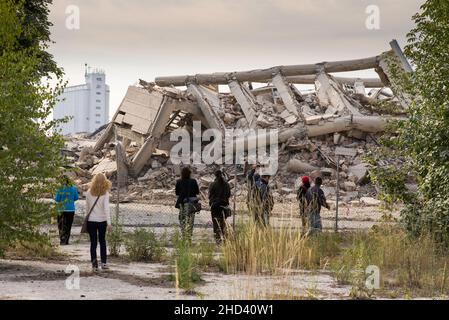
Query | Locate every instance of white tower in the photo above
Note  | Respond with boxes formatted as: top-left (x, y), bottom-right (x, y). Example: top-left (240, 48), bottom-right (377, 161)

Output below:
top-left (53, 66), bottom-right (110, 135)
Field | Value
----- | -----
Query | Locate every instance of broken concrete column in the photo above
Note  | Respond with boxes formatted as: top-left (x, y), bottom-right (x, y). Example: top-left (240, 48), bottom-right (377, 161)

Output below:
top-left (155, 55), bottom-right (382, 86)
top-left (271, 72), bottom-right (300, 119)
top-left (228, 80), bottom-right (257, 128)
top-left (115, 141), bottom-right (128, 189)
top-left (287, 159), bottom-right (319, 174)
top-left (315, 72), bottom-right (362, 116)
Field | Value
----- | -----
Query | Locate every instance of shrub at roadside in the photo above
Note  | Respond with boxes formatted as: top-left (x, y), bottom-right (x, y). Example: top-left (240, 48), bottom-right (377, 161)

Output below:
top-left (125, 228), bottom-right (165, 262)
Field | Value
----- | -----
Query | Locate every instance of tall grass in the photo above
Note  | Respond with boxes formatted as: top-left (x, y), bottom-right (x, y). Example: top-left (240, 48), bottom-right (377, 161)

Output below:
top-left (332, 226), bottom-right (449, 296)
top-left (220, 221), bottom-right (341, 275)
top-left (171, 231), bottom-right (202, 290)
top-left (220, 218), bottom-right (449, 297)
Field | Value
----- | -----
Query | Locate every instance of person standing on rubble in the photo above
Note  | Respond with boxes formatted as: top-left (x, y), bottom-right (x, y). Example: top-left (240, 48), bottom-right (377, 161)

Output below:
top-left (208, 170), bottom-right (231, 245)
top-left (55, 175), bottom-right (79, 245)
top-left (254, 174), bottom-right (274, 226)
top-left (297, 176), bottom-right (311, 230)
top-left (175, 167), bottom-right (200, 241)
top-left (305, 177), bottom-right (330, 235)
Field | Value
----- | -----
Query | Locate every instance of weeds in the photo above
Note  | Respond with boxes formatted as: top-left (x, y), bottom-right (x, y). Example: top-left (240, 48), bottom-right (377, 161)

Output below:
top-left (194, 240), bottom-right (217, 270)
top-left (331, 226), bottom-right (449, 297)
top-left (220, 221), bottom-right (341, 275)
top-left (5, 236), bottom-right (60, 259)
top-left (220, 218), bottom-right (449, 297)
top-left (125, 228), bottom-right (166, 262)
top-left (171, 232), bottom-right (202, 290)
top-left (108, 214), bottom-right (125, 257)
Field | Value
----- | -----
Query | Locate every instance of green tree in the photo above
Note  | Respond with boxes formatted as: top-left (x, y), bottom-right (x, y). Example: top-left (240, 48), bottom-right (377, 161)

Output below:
top-left (0, 0), bottom-right (66, 254)
top-left (368, 0), bottom-right (449, 243)
top-left (4, 0), bottom-right (60, 77)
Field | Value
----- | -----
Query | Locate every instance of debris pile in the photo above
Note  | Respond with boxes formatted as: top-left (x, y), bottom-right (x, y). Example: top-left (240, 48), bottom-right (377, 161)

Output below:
top-left (66, 41), bottom-right (413, 204)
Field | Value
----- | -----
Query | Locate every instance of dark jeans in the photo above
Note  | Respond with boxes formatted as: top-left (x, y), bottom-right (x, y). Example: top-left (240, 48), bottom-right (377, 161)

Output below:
top-left (87, 221), bottom-right (107, 265)
top-left (211, 203), bottom-right (227, 244)
top-left (57, 212), bottom-right (75, 245)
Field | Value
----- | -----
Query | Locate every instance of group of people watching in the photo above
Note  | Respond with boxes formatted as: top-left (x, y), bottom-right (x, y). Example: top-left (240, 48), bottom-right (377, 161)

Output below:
top-left (55, 164), bottom-right (329, 271)
top-left (245, 163), bottom-right (329, 235)
top-left (55, 173), bottom-right (112, 271)
top-left (297, 175), bottom-right (330, 235)
top-left (175, 167), bottom-right (231, 245)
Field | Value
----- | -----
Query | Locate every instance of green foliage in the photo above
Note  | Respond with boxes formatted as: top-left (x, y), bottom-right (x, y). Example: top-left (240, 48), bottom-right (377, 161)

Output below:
top-left (171, 232), bottom-right (202, 290)
top-left (0, 0), bottom-right (66, 255)
top-left (1, 0), bottom-right (61, 77)
top-left (124, 228), bottom-right (166, 262)
top-left (194, 240), bottom-right (216, 270)
top-left (367, 0), bottom-right (449, 244)
top-left (108, 213), bottom-right (124, 257)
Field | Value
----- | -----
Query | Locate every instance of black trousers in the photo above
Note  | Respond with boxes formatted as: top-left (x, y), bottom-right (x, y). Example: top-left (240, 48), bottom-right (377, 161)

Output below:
top-left (87, 221), bottom-right (107, 265)
top-left (57, 212), bottom-right (75, 245)
top-left (211, 203), bottom-right (227, 244)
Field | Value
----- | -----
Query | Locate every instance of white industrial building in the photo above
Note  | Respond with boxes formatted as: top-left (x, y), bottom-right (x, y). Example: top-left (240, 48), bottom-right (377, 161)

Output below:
top-left (54, 67), bottom-right (110, 135)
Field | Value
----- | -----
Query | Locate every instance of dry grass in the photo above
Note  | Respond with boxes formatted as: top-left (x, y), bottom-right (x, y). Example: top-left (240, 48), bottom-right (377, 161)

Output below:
top-left (220, 215), bottom-right (449, 298)
top-left (332, 225), bottom-right (449, 297)
top-left (220, 220), bottom-right (341, 275)
top-left (5, 238), bottom-right (62, 260)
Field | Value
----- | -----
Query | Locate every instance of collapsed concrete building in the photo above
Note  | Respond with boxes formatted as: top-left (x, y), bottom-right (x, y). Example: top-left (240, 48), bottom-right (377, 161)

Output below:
top-left (72, 40), bottom-right (412, 203)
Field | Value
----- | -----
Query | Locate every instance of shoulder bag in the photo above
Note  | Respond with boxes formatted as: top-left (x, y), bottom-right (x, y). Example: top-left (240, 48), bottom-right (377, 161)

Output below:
top-left (80, 196), bottom-right (100, 234)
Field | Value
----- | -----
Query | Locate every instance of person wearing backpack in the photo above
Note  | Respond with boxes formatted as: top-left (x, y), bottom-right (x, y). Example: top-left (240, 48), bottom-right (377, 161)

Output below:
top-left (244, 162), bottom-right (260, 218)
top-left (208, 170), bottom-right (231, 245)
top-left (83, 173), bottom-right (112, 271)
top-left (305, 177), bottom-right (330, 235)
top-left (297, 176), bottom-right (311, 230)
top-left (254, 174), bottom-right (274, 226)
top-left (175, 167), bottom-right (200, 241)
top-left (55, 176), bottom-right (79, 245)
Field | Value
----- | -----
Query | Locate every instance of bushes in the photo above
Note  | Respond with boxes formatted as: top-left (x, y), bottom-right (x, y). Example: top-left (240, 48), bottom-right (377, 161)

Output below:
top-left (125, 228), bottom-right (166, 262)
top-left (367, 0), bottom-right (449, 245)
top-left (108, 214), bottom-right (125, 257)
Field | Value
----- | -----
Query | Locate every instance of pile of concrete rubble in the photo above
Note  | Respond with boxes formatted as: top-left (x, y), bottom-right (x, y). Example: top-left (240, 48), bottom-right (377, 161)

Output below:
top-left (65, 41), bottom-right (414, 206)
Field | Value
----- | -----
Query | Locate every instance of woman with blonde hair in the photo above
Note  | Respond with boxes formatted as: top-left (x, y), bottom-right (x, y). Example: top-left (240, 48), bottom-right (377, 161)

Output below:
top-left (85, 173), bottom-right (112, 271)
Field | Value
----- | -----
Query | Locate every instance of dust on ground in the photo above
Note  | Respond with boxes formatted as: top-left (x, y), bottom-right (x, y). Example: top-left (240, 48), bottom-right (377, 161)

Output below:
top-left (0, 204), bottom-right (398, 300)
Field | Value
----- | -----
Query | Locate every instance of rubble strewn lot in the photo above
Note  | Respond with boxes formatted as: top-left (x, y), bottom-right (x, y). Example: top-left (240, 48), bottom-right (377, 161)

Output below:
top-left (65, 44), bottom-right (413, 207)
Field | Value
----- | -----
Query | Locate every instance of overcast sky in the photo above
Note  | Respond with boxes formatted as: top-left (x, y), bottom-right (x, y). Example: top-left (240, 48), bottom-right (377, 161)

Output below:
top-left (48, 0), bottom-right (423, 118)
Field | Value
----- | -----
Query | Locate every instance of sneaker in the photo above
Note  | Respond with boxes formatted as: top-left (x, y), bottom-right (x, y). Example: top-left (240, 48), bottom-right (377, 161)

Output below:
top-left (101, 263), bottom-right (109, 270)
top-left (92, 260), bottom-right (99, 272)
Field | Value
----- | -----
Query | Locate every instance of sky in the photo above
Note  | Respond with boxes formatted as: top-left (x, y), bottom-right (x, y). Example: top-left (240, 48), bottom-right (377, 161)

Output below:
top-left (48, 0), bottom-right (423, 119)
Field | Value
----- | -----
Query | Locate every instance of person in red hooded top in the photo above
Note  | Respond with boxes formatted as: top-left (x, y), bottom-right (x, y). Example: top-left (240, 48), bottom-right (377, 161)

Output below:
top-left (296, 176), bottom-right (311, 230)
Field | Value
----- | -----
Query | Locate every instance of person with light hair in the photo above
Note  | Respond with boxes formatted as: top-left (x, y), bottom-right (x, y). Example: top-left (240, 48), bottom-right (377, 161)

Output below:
top-left (86, 173), bottom-right (112, 271)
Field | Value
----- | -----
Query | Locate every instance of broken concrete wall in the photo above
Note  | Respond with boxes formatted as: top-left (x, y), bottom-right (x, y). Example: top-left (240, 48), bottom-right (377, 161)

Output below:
top-left (80, 40), bottom-right (413, 204)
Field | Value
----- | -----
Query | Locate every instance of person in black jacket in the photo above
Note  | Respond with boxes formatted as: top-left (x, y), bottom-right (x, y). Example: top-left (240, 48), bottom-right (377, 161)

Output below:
top-left (254, 175), bottom-right (274, 226)
top-left (305, 177), bottom-right (330, 235)
top-left (208, 170), bottom-right (231, 244)
top-left (297, 176), bottom-right (311, 230)
top-left (175, 167), bottom-right (200, 241)
top-left (244, 162), bottom-right (260, 217)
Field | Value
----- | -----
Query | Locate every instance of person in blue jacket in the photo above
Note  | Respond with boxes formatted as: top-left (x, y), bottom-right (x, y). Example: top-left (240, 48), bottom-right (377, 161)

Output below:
top-left (55, 176), bottom-right (79, 245)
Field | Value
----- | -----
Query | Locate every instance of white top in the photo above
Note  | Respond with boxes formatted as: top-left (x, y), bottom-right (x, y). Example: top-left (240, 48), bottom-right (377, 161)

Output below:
top-left (86, 191), bottom-right (111, 225)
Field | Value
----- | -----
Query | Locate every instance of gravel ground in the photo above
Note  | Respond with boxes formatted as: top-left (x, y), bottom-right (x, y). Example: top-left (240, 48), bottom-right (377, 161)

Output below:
top-left (0, 199), bottom-right (399, 300)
